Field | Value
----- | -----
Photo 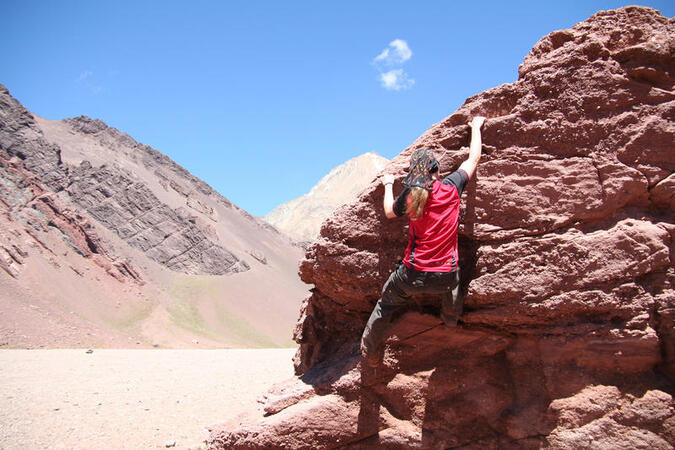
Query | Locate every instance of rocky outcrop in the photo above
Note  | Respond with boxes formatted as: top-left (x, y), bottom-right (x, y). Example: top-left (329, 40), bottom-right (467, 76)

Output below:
top-left (0, 149), bottom-right (142, 283)
top-left (0, 86), bottom-right (66, 188)
top-left (0, 86), bottom-right (246, 275)
top-left (208, 7), bottom-right (674, 448)
top-left (265, 152), bottom-right (389, 245)
top-left (65, 161), bottom-right (247, 275)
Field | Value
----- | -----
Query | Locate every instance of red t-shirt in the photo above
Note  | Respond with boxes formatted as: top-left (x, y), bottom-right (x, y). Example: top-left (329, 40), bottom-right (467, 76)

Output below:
top-left (393, 169), bottom-right (468, 272)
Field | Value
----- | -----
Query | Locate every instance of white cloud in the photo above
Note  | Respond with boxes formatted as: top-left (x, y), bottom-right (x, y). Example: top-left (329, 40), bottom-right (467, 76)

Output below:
top-left (373, 39), bottom-right (412, 66)
top-left (372, 39), bottom-right (414, 91)
top-left (379, 69), bottom-right (415, 91)
top-left (76, 70), bottom-right (93, 82)
top-left (76, 70), bottom-right (104, 94)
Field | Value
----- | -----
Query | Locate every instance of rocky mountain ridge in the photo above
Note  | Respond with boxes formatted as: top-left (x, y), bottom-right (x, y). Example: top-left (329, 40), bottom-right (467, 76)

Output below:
top-left (207, 6), bottom-right (674, 448)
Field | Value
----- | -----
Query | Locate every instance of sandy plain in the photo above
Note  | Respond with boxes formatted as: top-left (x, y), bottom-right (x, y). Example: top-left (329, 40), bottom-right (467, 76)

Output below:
top-left (0, 348), bottom-right (297, 449)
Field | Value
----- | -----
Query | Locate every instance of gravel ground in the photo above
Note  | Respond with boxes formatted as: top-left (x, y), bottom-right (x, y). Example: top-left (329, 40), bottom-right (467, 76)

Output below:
top-left (0, 349), bottom-right (297, 449)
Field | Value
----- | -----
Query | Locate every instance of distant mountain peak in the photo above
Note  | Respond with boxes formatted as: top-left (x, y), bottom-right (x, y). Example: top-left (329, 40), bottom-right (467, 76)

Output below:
top-left (265, 151), bottom-right (389, 244)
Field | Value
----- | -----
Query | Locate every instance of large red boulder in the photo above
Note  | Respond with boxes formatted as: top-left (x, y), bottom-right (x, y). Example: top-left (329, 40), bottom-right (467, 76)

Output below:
top-left (208, 6), bottom-right (674, 448)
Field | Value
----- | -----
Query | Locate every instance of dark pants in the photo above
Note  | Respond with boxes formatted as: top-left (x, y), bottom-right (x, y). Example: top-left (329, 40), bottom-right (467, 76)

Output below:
top-left (361, 263), bottom-right (463, 355)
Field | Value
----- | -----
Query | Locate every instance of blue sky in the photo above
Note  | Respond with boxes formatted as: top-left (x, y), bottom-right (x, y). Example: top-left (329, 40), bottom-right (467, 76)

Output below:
top-left (3, 1), bottom-right (673, 216)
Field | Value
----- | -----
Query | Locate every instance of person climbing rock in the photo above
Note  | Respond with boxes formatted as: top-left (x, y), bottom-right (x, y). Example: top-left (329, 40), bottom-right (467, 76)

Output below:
top-left (360, 116), bottom-right (486, 367)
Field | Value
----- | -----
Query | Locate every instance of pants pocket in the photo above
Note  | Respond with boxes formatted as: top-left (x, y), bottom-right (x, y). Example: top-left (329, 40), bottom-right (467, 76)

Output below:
top-left (404, 265), bottom-right (426, 288)
top-left (424, 271), bottom-right (457, 293)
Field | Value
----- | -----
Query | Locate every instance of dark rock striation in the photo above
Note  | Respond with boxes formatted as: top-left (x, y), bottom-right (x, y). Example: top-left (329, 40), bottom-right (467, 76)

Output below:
top-left (0, 149), bottom-right (142, 283)
top-left (0, 85), bottom-right (247, 275)
top-left (0, 86), bottom-right (66, 188)
top-left (208, 7), bottom-right (674, 448)
top-left (65, 162), bottom-right (248, 274)
top-left (63, 115), bottom-right (227, 200)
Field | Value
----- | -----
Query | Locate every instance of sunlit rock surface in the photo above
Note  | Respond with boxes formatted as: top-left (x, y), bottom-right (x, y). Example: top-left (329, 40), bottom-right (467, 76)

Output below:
top-left (208, 6), bottom-right (674, 448)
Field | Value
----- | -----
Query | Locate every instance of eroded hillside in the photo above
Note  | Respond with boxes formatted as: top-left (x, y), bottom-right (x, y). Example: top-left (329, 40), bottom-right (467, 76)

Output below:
top-left (0, 87), bottom-right (308, 348)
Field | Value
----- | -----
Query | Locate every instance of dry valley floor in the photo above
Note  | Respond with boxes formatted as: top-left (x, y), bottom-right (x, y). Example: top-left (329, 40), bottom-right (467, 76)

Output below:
top-left (0, 348), bottom-right (296, 449)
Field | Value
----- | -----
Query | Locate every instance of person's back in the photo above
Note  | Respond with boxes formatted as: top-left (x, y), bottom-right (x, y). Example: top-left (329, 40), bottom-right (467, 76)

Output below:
top-left (402, 173), bottom-right (467, 272)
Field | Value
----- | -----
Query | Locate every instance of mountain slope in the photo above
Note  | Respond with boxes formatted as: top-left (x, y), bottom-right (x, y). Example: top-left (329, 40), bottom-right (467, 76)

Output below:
top-left (264, 152), bottom-right (388, 244)
top-left (0, 85), bottom-right (309, 348)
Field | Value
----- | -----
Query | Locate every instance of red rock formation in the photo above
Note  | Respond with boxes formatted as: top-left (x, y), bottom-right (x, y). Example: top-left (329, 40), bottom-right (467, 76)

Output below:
top-left (208, 6), bottom-right (673, 448)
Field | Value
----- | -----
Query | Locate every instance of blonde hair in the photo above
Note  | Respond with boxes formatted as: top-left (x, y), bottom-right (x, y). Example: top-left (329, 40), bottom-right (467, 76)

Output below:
top-left (406, 187), bottom-right (429, 220)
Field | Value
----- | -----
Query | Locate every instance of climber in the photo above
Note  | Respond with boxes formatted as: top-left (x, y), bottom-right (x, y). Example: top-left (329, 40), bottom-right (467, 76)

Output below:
top-left (360, 116), bottom-right (486, 367)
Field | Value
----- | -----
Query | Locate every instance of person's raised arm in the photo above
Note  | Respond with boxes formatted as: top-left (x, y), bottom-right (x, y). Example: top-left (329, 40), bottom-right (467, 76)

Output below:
top-left (458, 116), bottom-right (486, 180)
top-left (381, 174), bottom-right (397, 219)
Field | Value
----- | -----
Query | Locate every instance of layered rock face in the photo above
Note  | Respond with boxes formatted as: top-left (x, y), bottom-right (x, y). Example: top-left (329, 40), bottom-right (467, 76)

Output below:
top-left (0, 88), bottom-right (142, 283)
top-left (0, 85), bottom-right (307, 348)
top-left (208, 7), bottom-right (674, 448)
top-left (265, 152), bottom-right (389, 245)
top-left (0, 95), bottom-right (246, 276)
top-left (0, 150), bottom-right (142, 284)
